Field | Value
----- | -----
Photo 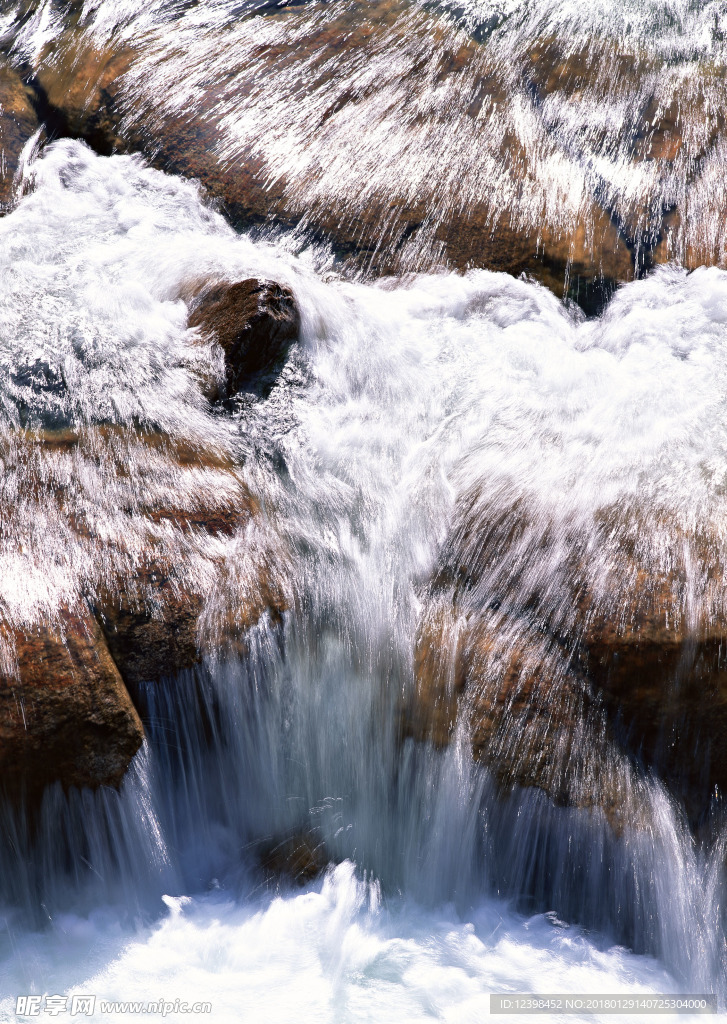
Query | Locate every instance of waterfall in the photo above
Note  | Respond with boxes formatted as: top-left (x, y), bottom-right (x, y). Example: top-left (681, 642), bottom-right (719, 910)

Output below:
top-left (2, 1), bottom-right (727, 1018)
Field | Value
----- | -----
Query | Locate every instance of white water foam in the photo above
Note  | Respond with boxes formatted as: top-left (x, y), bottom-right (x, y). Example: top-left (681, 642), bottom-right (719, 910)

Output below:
top-left (0, 862), bottom-right (694, 1024)
top-left (1, 141), bottom-right (727, 1017)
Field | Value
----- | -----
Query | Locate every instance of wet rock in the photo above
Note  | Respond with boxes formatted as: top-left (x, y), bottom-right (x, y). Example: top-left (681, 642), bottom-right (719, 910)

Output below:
top-left (423, 492), bottom-right (727, 825)
top-left (524, 38), bottom-right (727, 272)
top-left (433, 204), bottom-right (632, 314)
top-left (0, 423), bottom-right (289, 796)
top-left (18, 8), bottom-right (634, 310)
top-left (259, 830), bottom-right (327, 885)
top-left (0, 605), bottom-right (144, 798)
top-left (32, 35), bottom-right (132, 155)
top-left (93, 565), bottom-right (204, 689)
top-left (19, 3), bottom-right (727, 302)
top-left (0, 61), bottom-right (39, 211)
top-left (94, 551), bottom-right (288, 688)
top-left (188, 280), bottom-right (301, 398)
top-left (568, 512), bottom-right (727, 822)
top-left (406, 602), bottom-right (645, 831)
top-left (2, 425), bottom-right (289, 693)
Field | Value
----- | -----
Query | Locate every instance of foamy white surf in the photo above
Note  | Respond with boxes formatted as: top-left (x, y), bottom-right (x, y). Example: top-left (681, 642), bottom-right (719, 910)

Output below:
top-left (1, 140), bottom-right (726, 1020)
top-left (0, 863), bottom-right (695, 1024)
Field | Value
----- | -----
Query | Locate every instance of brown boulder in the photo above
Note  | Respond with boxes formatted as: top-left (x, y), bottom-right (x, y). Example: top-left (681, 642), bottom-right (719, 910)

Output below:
top-left (0, 61), bottom-right (40, 211)
top-left (406, 602), bottom-right (645, 831)
top-left (1, 425), bottom-right (290, 688)
top-left (568, 511), bottom-right (727, 821)
top-left (93, 564), bottom-right (204, 689)
top-left (19, 7), bottom-right (634, 309)
top-left (94, 549), bottom-right (288, 688)
top-left (424, 491), bottom-right (727, 824)
top-left (33, 35), bottom-right (132, 155)
top-left (0, 604), bottom-right (144, 798)
top-left (524, 37), bottom-right (727, 271)
top-left (0, 424), bottom-right (289, 795)
top-left (21, 4), bottom-right (727, 301)
top-left (188, 280), bottom-right (300, 398)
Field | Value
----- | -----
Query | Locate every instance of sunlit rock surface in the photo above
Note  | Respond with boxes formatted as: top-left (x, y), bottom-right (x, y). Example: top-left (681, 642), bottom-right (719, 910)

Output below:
top-left (32, 31), bottom-right (131, 155)
top-left (0, 603), bottom-right (144, 797)
top-left (412, 489), bottom-right (727, 826)
top-left (0, 425), bottom-right (289, 790)
top-left (7, 0), bottom-right (726, 307)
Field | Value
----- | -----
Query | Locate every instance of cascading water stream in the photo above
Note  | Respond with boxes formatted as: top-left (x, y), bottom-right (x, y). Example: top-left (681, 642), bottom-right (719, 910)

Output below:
top-left (0, 135), bottom-right (726, 1019)
top-left (4, 0), bottom-right (725, 292)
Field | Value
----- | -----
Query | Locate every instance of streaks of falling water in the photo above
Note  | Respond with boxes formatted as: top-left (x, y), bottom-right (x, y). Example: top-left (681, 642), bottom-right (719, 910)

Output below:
top-left (1, 140), bottom-right (727, 1005)
top-left (3, 0), bottom-right (726, 280)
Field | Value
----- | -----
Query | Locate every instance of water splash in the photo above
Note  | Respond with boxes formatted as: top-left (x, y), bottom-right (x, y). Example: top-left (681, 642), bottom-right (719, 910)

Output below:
top-left (1, 140), bottom-right (727, 1008)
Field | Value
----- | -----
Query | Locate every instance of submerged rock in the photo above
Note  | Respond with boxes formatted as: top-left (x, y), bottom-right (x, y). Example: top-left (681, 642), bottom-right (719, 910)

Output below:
top-left (0, 61), bottom-right (39, 211)
top-left (259, 830), bottom-right (327, 885)
top-left (0, 605), bottom-right (144, 798)
top-left (188, 280), bottom-right (301, 398)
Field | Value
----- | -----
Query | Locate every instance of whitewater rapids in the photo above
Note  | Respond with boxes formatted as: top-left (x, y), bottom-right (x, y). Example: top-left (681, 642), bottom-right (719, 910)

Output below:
top-left (0, 139), bottom-right (725, 1021)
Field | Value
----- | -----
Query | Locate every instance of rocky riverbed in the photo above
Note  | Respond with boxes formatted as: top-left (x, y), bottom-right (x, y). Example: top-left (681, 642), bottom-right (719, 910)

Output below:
top-left (1, 1), bottom-right (727, 1008)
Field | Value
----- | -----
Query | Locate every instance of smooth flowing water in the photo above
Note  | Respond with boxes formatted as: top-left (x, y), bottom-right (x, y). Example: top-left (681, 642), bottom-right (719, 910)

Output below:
top-left (1, 1), bottom-right (727, 1021)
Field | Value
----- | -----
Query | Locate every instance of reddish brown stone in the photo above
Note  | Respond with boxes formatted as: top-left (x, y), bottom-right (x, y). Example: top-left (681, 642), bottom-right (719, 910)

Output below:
top-left (22, 10), bottom-right (634, 308)
top-left (421, 492), bottom-right (727, 824)
top-left (406, 602), bottom-right (644, 830)
top-left (1, 426), bottom-right (289, 691)
top-left (0, 605), bottom-right (144, 797)
top-left (0, 61), bottom-right (39, 211)
top-left (34, 35), bottom-right (132, 154)
top-left (188, 280), bottom-right (300, 397)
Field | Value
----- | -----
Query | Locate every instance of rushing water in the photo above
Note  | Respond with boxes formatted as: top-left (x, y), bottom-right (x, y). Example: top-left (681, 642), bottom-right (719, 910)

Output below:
top-left (5, 0), bottom-right (727, 276)
top-left (0, 137), bottom-right (725, 1020)
top-left (2, 0), bottom-right (727, 1019)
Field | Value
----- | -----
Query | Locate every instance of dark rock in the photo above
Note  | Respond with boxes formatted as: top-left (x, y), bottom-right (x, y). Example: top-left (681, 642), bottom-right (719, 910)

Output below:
top-left (0, 605), bottom-right (144, 798)
top-left (93, 565), bottom-right (205, 689)
top-left (259, 830), bottom-right (327, 885)
top-left (188, 280), bottom-right (301, 398)
top-left (0, 60), bottom-right (39, 211)
top-left (94, 550), bottom-right (288, 688)
top-left (32, 36), bottom-right (132, 155)
top-left (569, 510), bottom-right (727, 824)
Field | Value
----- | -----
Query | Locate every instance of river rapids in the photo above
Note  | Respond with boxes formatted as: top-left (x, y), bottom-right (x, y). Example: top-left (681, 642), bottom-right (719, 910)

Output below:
top-left (0, 1), bottom-right (727, 1022)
